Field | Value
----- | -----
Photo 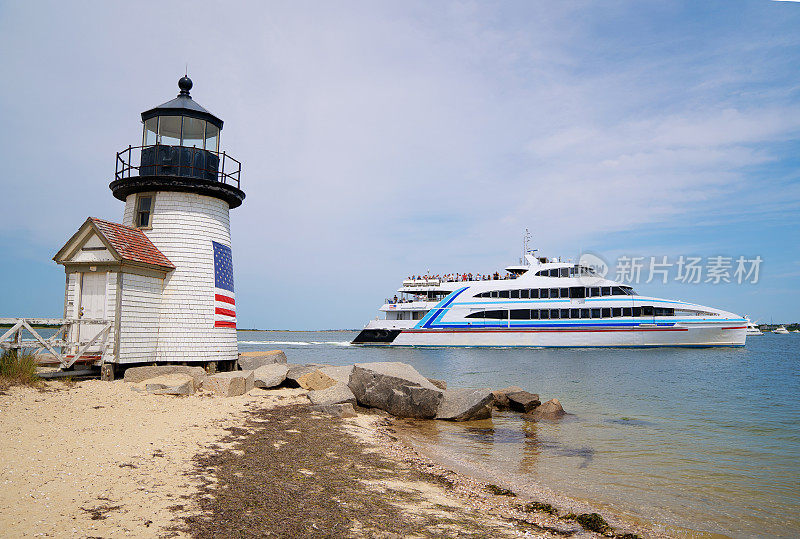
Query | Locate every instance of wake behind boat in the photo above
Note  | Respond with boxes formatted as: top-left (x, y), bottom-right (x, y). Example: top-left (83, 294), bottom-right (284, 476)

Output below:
top-left (353, 251), bottom-right (747, 347)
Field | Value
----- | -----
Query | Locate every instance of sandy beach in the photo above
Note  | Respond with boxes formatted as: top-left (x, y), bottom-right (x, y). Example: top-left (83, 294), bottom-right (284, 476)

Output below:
top-left (0, 379), bottom-right (659, 538)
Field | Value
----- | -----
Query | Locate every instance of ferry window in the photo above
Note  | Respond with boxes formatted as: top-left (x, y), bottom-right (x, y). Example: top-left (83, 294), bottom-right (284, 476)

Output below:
top-left (560, 268), bottom-right (569, 278)
top-left (632, 307), bottom-right (642, 317)
top-left (413, 311), bottom-right (424, 320)
top-left (612, 308), bottom-right (622, 317)
top-left (549, 288), bottom-right (559, 298)
top-left (540, 310), bottom-right (549, 319)
top-left (549, 269), bottom-right (559, 277)
top-left (530, 289), bottom-right (539, 299)
top-left (531, 310), bottom-right (540, 320)
top-left (654, 307), bottom-right (667, 316)
top-left (491, 291), bottom-right (499, 298)
top-left (591, 308), bottom-right (601, 318)
top-left (612, 287), bottom-right (626, 296)
top-left (484, 310), bottom-right (506, 319)
top-left (473, 292), bottom-right (483, 298)
top-left (550, 309), bottom-right (560, 319)
top-left (601, 287), bottom-right (611, 296)
top-left (590, 287), bottom-right (600, 297)
top-left (466, 311), bottom-right (485, 319)
top-left (602, 308), bottom-right (611, 318)
top-left (580, 308), bottom-right (590, 318)
top-left (569, 287), bottom-right (585, 299)
top-left (561, 309), bottom-right (570, 319)
top-left (642, 306), bottom-right (654, 316)
top-left (570, 309), bottom-right (581, 319)
top-left (511, 309), bottom-right (529, 320)
top-left (520, 289), bottom-right (529, 299)
top-left (665, 308), bottom-right (674, 316)
top-left (499, 290), bottom-right (510, 298)
top-left (623, 307), bottom-right (632, 317)
top-left (539, 289), bottom-right (548, 299)
top-left (510, 290), bottom-right (520, 299)
top-left (560, 288), bottom-right (569, 298)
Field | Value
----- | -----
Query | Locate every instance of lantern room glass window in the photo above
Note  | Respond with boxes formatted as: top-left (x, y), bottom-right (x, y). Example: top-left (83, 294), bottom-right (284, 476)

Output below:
top-left (182, 117), bottom-right (205, 148)
top-left (143, 116), bottom-right (221, 150)
top-left (158, 116), bottom-right (182, 146)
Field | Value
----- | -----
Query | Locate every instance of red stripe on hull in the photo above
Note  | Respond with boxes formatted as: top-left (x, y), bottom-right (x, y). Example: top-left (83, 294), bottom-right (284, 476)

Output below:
top-left (215, 294), bottom-right (235, 305)
top-left (214, 321), bottom-right (237, 328)
top-left (721, 326), bottom-right (746, 330)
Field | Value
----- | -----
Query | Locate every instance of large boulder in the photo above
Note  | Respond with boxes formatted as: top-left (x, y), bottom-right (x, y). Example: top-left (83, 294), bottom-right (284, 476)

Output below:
top-left (525, 398), bottom-right (567, 420)
top-left (238, 350), bottom-right (288, 370)
top-left (318, 365), bottom-right (353, 385)
top-left (123, 365), bottom-right (207, 388)
top-left (348, 362), bottom-right (443, 419)
top-left (506, 391), bottom-right (541, 414)
top-left (427, 378), bottom-right (448, 390)
top-left (144, 374), bottom-right (195, 396)
top-left (253, 364), bottom-right (289, 389)
top-left (436, 388), bottom-right (495, 421)
top-left (285, 364), bottom-right (330, 387)
top-left (491, 386), bottom-right (524, 409)
top-left (205, 370), bottom-right (254, 397)
top-left (297, 370), bottom-right (338, 391)
top-left (308, 383), bottom-right (357, 406)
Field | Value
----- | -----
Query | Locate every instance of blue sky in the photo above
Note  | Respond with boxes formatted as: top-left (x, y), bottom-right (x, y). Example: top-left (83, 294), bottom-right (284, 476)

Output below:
top-left (0, 1), bottom-right (798, 329)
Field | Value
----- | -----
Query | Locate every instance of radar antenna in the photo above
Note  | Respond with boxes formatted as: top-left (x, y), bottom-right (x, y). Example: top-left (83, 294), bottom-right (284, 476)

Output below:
top-left (522, 228), bottom-right (532, 263)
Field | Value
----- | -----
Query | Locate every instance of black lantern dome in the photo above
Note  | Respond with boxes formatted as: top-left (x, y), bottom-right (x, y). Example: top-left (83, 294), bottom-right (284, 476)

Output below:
top-left (110, 77), bottom-right (244, 208)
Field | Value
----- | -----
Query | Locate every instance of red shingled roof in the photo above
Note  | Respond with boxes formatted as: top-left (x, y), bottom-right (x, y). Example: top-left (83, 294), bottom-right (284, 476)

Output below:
top-left (89, 217), bottom-right (175, 270)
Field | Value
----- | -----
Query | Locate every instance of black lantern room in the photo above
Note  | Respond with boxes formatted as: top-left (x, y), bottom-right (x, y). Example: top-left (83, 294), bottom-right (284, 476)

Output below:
top-left (110, 76), bottom-right (245, 208)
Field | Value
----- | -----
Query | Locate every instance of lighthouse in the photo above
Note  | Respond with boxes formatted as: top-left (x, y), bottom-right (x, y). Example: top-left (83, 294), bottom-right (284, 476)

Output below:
top-left (54, 76), bottom-right (244, 372)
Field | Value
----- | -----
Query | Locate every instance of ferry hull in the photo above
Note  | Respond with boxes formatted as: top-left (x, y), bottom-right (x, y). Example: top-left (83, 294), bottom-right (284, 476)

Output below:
top-left (385, 325), bottom-right (746, 347)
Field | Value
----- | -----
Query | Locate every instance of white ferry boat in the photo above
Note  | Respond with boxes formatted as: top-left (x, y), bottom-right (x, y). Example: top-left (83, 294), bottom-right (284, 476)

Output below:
top-left (353, 252), bottom-right (747, 347)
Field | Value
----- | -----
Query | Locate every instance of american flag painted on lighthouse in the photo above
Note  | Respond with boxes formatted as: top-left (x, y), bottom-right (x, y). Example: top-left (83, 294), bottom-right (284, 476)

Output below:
top-left (213, 241), bottom-right (236, 328)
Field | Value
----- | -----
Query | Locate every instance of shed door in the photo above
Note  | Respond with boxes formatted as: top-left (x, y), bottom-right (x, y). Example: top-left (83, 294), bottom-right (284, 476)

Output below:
top-left (79, 271), bottom-right (107, 345)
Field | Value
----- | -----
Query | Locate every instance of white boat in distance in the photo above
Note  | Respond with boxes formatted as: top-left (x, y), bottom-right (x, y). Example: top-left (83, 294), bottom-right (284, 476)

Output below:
top-left (353, 252), bottom-right (747, 347)
top-left (745, 317), bottom-right (763, 336)
top-left (773, 325), bottom-right (790, 334)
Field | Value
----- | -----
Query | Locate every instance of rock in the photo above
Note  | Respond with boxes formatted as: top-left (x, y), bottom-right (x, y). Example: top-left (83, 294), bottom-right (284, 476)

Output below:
top-left (310, 403), bottom-right (358, 418)
top-left (348, 362), bottom-right (443, 419)
top-left (506, 391), bottom-right (541, 413)
top-left (297, 370), bottom-right (338, 391)
top-left (144, 374), bottom-right (195, 396)
top-left (123, 365), bottom-right (207, 388)
top-left (318, 365), bottom-right (353, 385)
top-left (427, 378), bottom-right (447, 390)
top-left (205, 370), bottom-right (254, 397)
top-left (526, 398), bottom-right (567, 420)
top-left (285, 364), bottom-right (330, 386)
top-left (253, 364), bottom-right (289, 389)
top-left (491, 386), bottom-right (524, 409)
top-left (238, 350), bottom-right (288, 370)
top-left (308, 383), bottom-right (356, 406)
top-left (436, 388), bottom-right (495, 421)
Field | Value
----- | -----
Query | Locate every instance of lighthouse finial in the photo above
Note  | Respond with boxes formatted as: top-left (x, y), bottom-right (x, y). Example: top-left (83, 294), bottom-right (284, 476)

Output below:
top-left (178, 74), bottom-right (192, 97)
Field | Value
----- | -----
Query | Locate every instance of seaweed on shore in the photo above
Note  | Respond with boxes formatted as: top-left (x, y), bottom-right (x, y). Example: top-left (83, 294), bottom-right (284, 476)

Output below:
top-left (485, 483), bottom-right (517, 496)
top-left (519, 501), bottom-right (558, 515)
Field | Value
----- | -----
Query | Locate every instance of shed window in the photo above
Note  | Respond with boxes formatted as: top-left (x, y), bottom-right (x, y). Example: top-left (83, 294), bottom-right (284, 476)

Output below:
top-left (136, 195), bottom-right (153, 228)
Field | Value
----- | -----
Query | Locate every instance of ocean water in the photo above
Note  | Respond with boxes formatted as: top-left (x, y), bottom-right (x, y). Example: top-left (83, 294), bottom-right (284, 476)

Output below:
top-left (239, 331), bottom-right (800, 538)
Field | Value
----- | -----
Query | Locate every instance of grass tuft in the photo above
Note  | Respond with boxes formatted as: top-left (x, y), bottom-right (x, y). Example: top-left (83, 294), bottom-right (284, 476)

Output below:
top-left (0, 349), bottom-right (40, 388)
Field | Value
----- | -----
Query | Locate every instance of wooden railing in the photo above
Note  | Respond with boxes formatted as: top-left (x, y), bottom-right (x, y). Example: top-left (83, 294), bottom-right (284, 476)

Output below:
top-left (0, 318), bottom-right (113, 369)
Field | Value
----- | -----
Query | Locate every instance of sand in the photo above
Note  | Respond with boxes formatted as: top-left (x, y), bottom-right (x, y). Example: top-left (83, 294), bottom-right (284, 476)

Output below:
top-left (0, 380), bottom-right (308, 538)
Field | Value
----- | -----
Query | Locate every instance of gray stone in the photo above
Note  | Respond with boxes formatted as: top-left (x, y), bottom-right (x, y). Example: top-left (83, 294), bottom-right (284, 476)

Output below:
top-left (318, 365), bottom-right (353, 385)
top-left (285, 363), bottom-right (330, 386)
top-left (525, 398), bottom-right (567, 420)
top-left (297, 370), bottom-right (338, 391)
top-left (308, 383), bottom-right (357, 406)
top-left (427, 378), bottom-right (448, 390)
top-left (506, 391), bottom-right (541, 413)
top-left (310, 403), bottom-right (358, 418)
top-left (144, 374), bottom-right (195, 396)
top-left (253, 364), bottom-right (289, 389)
top-left (436, 388), bottom-right (495, 421)
top-left (238, 350), bottom-right (288, 370)
top-left (205, 370), bottom-right (254, 397)
top-left (123, 365), bottom-right (207, 388)
top-left (348, 362), bottom-right (443, 419)
top-left (491, 386), bottom-right (524, 409)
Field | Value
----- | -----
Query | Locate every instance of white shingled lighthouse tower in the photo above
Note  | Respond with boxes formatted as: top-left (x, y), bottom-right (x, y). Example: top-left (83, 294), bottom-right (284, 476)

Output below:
top-left (54, 76), bottom-right (244, 373)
